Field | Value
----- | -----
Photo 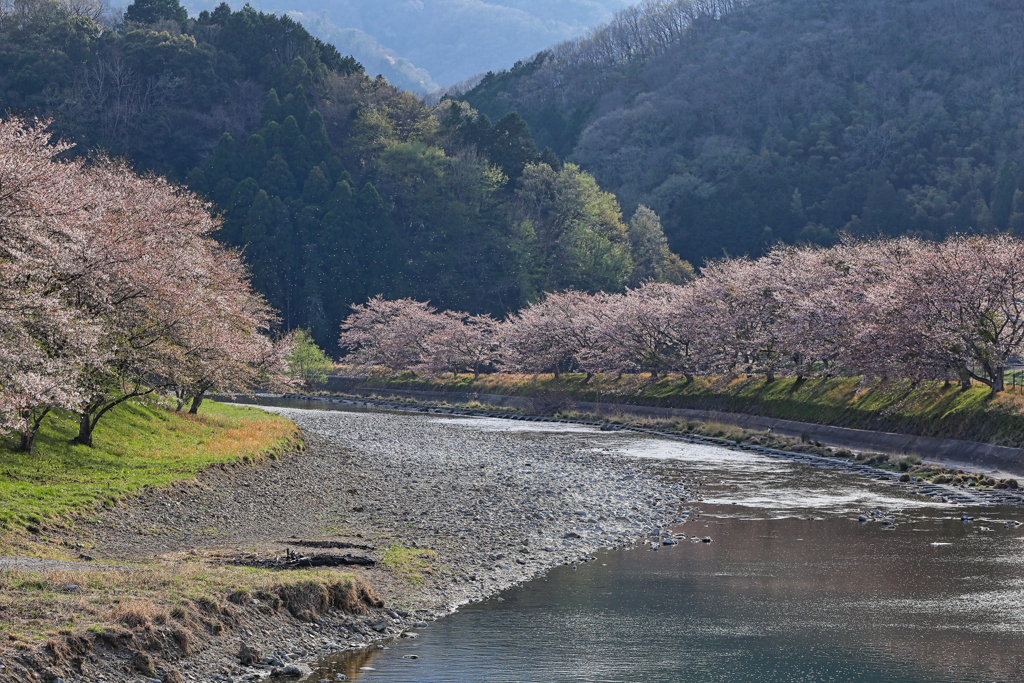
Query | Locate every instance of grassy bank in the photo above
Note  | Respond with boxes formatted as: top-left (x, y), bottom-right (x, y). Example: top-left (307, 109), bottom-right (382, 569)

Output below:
top-left (359, 371), bottom-right (1024, 448)
top-left (0, 400), bottom-right (300, 537)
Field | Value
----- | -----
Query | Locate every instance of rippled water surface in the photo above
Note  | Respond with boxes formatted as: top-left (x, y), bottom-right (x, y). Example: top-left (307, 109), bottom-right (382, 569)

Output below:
top-left (256, 403), bottom-right (1024, 682)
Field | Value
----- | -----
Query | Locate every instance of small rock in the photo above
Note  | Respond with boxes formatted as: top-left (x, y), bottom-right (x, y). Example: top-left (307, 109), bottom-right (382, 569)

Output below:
top-left (238, 643), bottom-right (262, 666)
top-left (563, 532), bottom-right (581, 539)
top-left (402, 654), bottom-right (420, 659)
top-left (701, 536), bottom-right (713, 543)
top-left (370, 621), bottom-right (389, 632)
top-left (271, 663), bottom-right (313, 678)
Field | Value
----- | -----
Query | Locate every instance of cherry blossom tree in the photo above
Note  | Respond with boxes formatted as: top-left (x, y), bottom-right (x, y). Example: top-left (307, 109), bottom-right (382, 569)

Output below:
top-left (166, 247), bottom-right (293, 414)
top-left (64, 159), bottom-right (234, 445)
top-left (339, 296), bottom-right (443, 374)
top-left (501, 290), bottom-right (619, 379)
top-left (856, 236), bottom-right (1024, 392)
top-left (420, 312), bottom-right (501, 377)
top-left (1, 115), bottom-right (295, 449)
top-left (0, 117), bottom-right (104, 449)
top-left (693, 257), bottom-right (792, 380)
top-left (333, 234), bottom-right (1024, 395)
top-left (593, 282), bottom-right (709, 379)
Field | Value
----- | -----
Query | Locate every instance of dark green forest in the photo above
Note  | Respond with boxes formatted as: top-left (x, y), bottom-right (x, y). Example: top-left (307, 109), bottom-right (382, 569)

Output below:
top-left (459, 0), bottom-right (1024, 266)
top-left (0, 0), bottom-right (684, 354)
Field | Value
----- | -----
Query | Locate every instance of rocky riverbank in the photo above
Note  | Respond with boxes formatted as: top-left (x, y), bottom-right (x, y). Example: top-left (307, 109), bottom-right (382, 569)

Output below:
top-left (2, 406), bottom-right (697, 683)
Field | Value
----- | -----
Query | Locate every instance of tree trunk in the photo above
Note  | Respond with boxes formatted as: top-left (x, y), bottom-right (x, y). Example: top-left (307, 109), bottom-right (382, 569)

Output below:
top-left (958, 368), bottom-right (972, 391)
top-left (766, 369), bottom-right (775, 382)
top-left (17, 408), bottom-right (49, 452)
top-left (188, 389), bottom-right (206, 414)
top-left (992, 366), bottom-right (1005, 393)
top-left (684, 372), bottom-right (694, 383)
top-left (75, 412), bottom-right (94, 447)
top-left (585, 372), bottom-right (593, 383)
top-left (553, 364), bottom-right (560, 379)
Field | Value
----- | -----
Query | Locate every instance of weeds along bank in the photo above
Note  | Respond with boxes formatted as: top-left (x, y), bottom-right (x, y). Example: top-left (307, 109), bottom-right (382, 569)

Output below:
top-left (358, 372), bottom-right (1024, 449)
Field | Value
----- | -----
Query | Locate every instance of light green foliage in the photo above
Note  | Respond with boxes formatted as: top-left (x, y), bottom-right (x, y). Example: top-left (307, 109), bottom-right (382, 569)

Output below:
top-left (627, 206), bottom-right (694, 285)
top-left (513, 162), bottom-right (635, 293)
top-left (287, 329), bottom-right (334, 386)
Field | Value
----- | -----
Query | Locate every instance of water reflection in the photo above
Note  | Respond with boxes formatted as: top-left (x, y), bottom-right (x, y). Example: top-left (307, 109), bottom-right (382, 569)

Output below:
top-left (317, 505), bottom-right (1023, 682)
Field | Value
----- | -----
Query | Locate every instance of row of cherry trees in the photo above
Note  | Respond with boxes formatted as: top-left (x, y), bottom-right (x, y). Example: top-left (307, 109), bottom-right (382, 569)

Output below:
top-left (0, 117), bottom-right (291, 450)
top-left (340, 235), bottom-right (1024, 393)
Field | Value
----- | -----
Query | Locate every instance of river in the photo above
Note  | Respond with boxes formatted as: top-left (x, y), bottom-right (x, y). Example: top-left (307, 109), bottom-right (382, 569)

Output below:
top-left (256, 404), bottom-right (1023, 682)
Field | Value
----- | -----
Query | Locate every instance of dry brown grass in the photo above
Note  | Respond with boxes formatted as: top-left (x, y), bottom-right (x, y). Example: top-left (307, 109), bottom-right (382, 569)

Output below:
top-left (108, 599), bottom-right (169, 628)
top-left (0, 558), bottom-right (379, 651)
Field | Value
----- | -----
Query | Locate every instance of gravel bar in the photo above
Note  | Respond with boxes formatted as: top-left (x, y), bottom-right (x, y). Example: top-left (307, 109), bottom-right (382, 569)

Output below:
top-left (263, 406), bottom-right (697, 610)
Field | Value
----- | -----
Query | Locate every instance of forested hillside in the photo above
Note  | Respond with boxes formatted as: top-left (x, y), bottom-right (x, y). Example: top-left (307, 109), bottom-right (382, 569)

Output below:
top-left (1, 0), bottom-right (686, 355)
top-left (460, 0), bottom-right (1024, 266)
top-left (183, 0), bottom-right (628, 90)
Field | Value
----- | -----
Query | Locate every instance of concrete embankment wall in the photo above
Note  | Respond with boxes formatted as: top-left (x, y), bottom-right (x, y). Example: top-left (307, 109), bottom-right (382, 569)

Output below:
top-left (327, 379), bottom-right (1024, 478)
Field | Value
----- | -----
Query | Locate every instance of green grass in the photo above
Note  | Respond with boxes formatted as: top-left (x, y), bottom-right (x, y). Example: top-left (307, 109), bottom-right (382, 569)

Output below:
top-left (0, 400), bottom-right (300, 535)
top-left (380, 545), bottom-right (438, 585)
top-left (361, 371), bottom-right (1024, 448)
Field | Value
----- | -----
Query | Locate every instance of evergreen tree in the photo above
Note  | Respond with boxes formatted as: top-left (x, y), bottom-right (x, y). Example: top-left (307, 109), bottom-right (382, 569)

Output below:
top-left (260, 155), bottom-right (296, 197)
top-left (124, 0), bottom-right (188, 25)
top-left (240, 134), bottom-right (269, 181)
top-left (302, 167), bottom-right (331, 206)
top-left (992, 160), bottom-right (1018, 229)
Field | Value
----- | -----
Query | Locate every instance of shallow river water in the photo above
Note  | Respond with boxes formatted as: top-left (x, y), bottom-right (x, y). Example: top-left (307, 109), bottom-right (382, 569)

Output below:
top-left (278, 406), bottom-right (1024, 682)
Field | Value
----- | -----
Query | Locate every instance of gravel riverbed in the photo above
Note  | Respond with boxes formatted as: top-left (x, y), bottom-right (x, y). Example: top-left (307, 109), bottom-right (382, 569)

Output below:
top-left (29, 407), bottom-right (698, 683)
top-left (265, 407), bottom-right (698, 609)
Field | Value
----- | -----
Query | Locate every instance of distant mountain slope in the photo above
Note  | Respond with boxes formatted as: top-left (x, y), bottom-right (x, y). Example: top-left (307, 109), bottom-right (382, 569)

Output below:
top-left (460, 0), bottom-right (1024, 266)
top-left (184, 0), bottom-right (628, 89)
top-left (1, 0), bottom-right (688, 354)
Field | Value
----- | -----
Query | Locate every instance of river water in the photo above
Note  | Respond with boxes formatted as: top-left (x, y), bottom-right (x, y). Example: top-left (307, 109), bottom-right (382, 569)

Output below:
top-left (264, 404), bottom-right (1024, 682)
